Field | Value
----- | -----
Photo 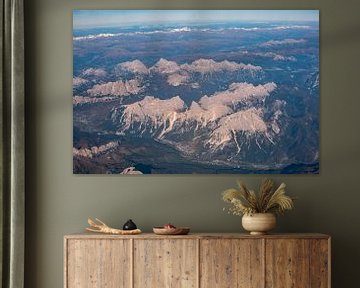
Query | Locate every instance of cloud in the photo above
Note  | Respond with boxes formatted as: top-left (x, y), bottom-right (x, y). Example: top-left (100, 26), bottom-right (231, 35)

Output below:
top-left (260, 38), bottom-right (306, 47)
top-left (73, 25), bottom-right (312, 41)
top-left (74, 33), bottom-right (121, 41)
top-left (87, 79), bottom-right (143, 97)
top-left (73, 28), bottom-right (193, 41)
top-left (272, 25), bottom-right (310, 30)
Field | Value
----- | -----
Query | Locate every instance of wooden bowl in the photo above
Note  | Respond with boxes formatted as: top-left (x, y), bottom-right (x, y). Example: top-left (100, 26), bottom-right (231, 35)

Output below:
top-left (153, 227), bottom-right (190, 235)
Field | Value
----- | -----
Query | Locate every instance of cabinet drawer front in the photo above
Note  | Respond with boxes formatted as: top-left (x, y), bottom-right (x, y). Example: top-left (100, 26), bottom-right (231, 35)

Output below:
top-left (200, 239), bottom-right (264, 288)
top-left (66, 239), bottom-right (131, 288)
top-left (134, 239), bottom-right (198, 288)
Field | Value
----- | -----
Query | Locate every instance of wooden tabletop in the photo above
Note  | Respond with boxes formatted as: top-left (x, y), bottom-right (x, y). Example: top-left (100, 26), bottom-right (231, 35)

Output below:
top-left (65, 232), bottom-right (330, 240)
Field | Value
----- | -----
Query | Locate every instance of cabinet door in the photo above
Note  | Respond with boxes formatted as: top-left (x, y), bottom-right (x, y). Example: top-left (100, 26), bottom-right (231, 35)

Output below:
top-left (134, 239), bottom-right (198, 288)
top-left (265, 239), bottom-right (310, 288)
top-left (66, 239), bottom-right (131, 288)
top-left (309, 239), bottom-right (330, 288)
top-left (200, 239), bottom-right (264, 288)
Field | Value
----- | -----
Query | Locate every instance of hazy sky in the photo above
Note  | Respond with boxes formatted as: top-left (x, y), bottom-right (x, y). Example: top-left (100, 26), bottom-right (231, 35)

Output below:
top-left (73, 10), bottom-right (319, 29)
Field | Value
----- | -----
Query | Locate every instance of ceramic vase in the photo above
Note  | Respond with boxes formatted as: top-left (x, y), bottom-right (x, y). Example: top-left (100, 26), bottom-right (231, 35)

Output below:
top-left (242, 213), bottom-right (276, 235)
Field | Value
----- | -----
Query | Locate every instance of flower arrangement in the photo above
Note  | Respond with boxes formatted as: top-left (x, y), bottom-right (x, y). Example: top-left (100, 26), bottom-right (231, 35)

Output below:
top-left (222, 178), bottom-right (294, 216)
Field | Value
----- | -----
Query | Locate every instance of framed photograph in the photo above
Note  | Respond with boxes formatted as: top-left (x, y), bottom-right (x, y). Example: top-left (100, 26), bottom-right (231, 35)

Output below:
top-left (73, 10), bottom-right (319, 174)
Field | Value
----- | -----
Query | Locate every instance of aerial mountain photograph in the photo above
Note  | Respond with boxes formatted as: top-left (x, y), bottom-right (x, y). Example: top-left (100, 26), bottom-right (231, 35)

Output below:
top-left (73, 10), bottom-right (319, 174)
